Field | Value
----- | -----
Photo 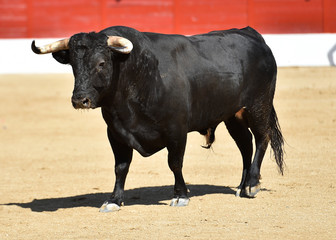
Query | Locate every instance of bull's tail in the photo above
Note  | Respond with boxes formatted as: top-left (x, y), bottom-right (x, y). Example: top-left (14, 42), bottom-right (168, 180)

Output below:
top-left (269, 106), bottom-right (285, 174)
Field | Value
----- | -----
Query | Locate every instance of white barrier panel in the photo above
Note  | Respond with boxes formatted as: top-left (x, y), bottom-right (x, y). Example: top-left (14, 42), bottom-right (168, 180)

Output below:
top-left (263, 34), bottom-right (336, 67)
top-left (0, 39), bottom-right (72, 74)
top-left (0, 34), bottom-right (336, 74)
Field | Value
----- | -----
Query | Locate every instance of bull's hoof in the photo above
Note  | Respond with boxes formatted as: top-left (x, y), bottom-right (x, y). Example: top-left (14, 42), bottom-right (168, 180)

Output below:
top-left (244, 183), bottom-right (261, 198)
top-left (169, 197), bottom-right (190, 207)
top-left (235, 188), bottom-right (242, 197)
top-left (99, 201), bottom-right (120, 213)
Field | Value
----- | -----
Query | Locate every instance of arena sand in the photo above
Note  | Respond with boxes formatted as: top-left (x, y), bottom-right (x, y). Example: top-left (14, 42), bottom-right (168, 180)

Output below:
top-left (0, 67), bottom-right (335, 239)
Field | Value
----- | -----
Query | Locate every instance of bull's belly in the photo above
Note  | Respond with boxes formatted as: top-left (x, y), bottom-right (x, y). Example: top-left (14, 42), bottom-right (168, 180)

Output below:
top-left (188, 104), bottom-right (241, 132)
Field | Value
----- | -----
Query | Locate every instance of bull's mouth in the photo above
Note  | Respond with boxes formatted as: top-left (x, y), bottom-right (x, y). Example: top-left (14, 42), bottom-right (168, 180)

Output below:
top-left (72, 97), bottom-right (94, 109)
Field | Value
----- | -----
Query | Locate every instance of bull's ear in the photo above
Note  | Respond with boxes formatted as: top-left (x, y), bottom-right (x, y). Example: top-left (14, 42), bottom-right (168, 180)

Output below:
top-left (52, 50), bottom-right (70, 64)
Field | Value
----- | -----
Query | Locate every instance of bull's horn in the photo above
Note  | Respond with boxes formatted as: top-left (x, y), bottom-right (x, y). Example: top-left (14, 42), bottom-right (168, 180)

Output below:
top-left (107, 36), bottom-right (133, 54)
top-left (31, 38), bottom-right (70, 54)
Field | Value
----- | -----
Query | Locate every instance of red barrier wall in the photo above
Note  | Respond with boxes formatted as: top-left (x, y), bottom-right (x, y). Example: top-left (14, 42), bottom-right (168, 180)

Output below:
top-left (1, 0), bottom-right (335, 38)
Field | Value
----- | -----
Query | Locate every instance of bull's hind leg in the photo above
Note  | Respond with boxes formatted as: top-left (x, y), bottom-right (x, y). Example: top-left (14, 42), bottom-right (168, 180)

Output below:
top-left (244, 132), bottom-right (269, 197)
top-left (224, 115), bottom-right (253, 197)
top-left (244, 107), bottom-right (271, 198)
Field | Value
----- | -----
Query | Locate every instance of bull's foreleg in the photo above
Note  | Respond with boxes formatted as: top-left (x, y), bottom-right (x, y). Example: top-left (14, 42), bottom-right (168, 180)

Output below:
top-left (167, 135), bottom-right (190, 207)
top-left (99, 128), bottom-right (133, 212)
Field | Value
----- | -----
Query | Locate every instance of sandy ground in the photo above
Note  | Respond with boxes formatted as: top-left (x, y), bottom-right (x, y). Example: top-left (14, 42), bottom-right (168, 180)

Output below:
top-left (0, 67), bottom-right (335, 239)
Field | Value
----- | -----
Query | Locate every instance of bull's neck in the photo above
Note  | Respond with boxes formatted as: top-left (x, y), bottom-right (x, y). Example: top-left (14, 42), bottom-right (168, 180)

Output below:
top-left (114, 50), bottom-right (163, 109)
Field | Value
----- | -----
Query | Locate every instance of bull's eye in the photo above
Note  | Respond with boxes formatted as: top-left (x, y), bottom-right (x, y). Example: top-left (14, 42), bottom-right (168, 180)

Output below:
top-left (97, 60), bottom-right (105, 71)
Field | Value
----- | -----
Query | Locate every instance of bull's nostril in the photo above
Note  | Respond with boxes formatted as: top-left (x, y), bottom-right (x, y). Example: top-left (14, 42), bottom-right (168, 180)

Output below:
top-left (72, 97), bottom-right (91, 109)
top-left (82, 98), bottom-right (91, 107)
top-left (82, 98), bottom-right (89, 105)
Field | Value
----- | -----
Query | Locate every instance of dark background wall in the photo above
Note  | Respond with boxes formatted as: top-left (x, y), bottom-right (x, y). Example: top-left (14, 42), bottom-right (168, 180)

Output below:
top-left (1, 0), bottom-right (336, 38)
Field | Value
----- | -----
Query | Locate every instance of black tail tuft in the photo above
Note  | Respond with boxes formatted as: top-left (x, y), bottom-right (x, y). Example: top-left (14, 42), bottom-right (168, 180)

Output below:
top-left (269, 106), bottom-right (285, 174)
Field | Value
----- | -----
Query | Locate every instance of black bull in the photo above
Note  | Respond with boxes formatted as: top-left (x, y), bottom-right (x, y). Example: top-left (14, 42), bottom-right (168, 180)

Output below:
top-left (32, 26), bottom-right (284, 212)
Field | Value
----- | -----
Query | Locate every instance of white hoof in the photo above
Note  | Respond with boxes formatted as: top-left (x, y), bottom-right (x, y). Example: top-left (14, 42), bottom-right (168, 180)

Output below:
top-left (99, 201), bottom-right (120, 213)
top-left (245, 184), bottom-right (261, 198)
top-left (235, 188), bottom-right (242, 197)
top-left (169, 197), bottom-right (190, 207)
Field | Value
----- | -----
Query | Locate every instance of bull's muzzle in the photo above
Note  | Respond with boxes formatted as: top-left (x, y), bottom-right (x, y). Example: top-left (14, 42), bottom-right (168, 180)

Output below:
top-left (71, 97), bottom-right (92, 109)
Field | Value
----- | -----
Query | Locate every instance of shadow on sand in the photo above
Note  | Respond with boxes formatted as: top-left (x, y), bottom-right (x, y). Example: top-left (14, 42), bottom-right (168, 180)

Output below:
top-left (2, 184), bottom-right (238, 212)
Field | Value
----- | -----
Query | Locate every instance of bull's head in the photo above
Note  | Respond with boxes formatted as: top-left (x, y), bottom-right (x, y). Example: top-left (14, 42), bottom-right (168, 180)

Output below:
top-left (31, 33), bottom-right (133, 109)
